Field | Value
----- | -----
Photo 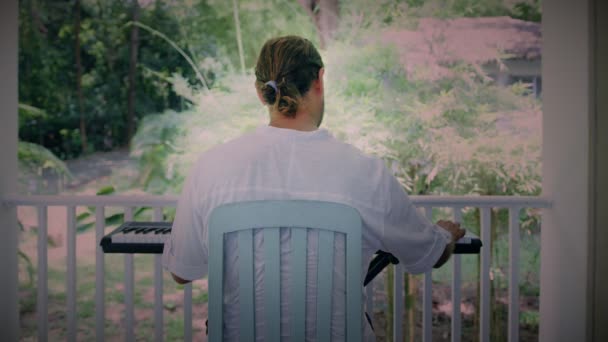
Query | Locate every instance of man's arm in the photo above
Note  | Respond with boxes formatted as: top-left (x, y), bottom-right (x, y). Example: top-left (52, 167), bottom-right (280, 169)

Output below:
top-left (161, 164), bottom-right (208, 285)
top-left (378, 162), bottom-right (466, 274)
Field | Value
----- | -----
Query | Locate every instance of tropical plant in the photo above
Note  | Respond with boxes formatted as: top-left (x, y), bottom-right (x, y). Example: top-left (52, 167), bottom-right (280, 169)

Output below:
top-left (18, 140), bottom-right (74, 194)
top-left (75, 185), bottom-right (155, 233)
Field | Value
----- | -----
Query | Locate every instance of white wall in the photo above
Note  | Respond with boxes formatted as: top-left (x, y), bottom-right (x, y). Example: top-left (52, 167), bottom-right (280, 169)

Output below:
top-left (540, 0), bottom-right (592, 341)
top-left (0, 0), bottom-right (19, 339)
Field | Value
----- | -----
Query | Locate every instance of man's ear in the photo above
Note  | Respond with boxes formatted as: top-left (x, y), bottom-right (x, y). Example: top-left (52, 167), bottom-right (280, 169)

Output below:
top-left (255, 82), bottom-right (266, 105)
top-left (314, 68), bottom-right (325, 94)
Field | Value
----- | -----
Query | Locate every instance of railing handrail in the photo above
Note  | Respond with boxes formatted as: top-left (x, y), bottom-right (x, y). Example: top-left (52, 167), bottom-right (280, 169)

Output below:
top-left (412, 195), bottom-right (551, 207)
top-left (1, 194), bottom-right (180, 206)
top-left (0, 194), bottom-right (552, 208)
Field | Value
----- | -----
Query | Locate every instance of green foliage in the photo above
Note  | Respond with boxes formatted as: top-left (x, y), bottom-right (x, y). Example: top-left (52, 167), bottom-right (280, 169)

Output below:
top-left (520, 310), bottom-right (540, 327)
top-left (18, 249), bottom-right (35, 288)
top-left (19, 0), bottom-right (196, 158)
top-left (18, 141), bottom-right (73, 192)
top-left (19, 0), bottom-right (540, 160)
top-left (170, 0), bottom-right (318, 69)
top-left (75, 185), bottom-right (152, 233)
top-left (131, 73), bottom-right (266, 194)
top-left (388, 0), bottom-right (541, 20)
top-left (127, 1), bottom-right (542, 201)
top-left (510, 0), bottom-right (542, 22)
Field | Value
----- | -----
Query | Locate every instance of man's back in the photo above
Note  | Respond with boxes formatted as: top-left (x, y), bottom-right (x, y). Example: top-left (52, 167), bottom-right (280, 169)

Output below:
top-left (163, 125), bottom-right (450, 341)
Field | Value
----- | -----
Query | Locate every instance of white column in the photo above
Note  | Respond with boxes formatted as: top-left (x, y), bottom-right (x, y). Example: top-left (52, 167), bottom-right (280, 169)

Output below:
top-left (0, 0), bottom-right (19, 339)
top-left (540, 0), bottom-right (592, 341)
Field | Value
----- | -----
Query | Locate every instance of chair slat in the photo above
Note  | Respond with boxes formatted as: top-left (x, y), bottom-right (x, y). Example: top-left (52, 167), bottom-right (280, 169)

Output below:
top-left (208, 229), bottom-right (224, 342)
top-left (290, 228), bottom-right (307, 342)
top-left (346, 228), bottom-right (363, 341)
top-left (263, 228), bottom-right (281, 342)
top-left (238, 230), bottom-right (255, 340)
top-left (316, 230), bottom-right (335, 342)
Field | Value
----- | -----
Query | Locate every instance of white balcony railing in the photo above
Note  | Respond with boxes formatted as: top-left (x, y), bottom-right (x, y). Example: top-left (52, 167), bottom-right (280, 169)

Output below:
top-left (2, 194), bottom-right (551, 342)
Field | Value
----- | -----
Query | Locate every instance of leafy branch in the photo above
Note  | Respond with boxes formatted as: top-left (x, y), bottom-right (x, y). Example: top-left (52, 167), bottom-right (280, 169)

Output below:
top-left (124, 21), bottom-right (210, 91)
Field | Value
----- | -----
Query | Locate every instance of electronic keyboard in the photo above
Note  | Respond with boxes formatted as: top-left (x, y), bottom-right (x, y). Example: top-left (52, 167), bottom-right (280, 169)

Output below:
top-left (100, 222), bottom-right (482, 287)
top-left (100, 221), bottom-right (172, 254)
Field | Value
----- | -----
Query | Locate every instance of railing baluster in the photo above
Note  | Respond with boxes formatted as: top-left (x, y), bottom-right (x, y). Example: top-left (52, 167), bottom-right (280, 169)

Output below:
top-left (184, 283), bottom-right (193, 342)
top-left (95, 206), bottom-right (105, 342)
top-left (393, 264), bottom-right (403, 342)
top-left (67, 206), bottom-right (77, 342)
top-left (480, 207), bottom-right (491, 342)
top-left (37, 205), bottom-right (48, 342)
top-left (124, 207), bottom-right (135, 342)
top-left (153, 207), bottom-right (164, 342)
top-left (508, 207), bottom-right (521, 342)
top-left (423, 206), bottom-right (433, 342)
top-left (451, 206), bottom-right (463, 342)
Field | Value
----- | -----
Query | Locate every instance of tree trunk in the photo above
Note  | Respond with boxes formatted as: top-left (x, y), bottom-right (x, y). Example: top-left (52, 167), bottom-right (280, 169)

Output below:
top-left (297, 0), bottom-right (339, 49)
top-left (127, 0), bottom-right (140, 146)
top-left (74, 0), bottom-right (87, 153)
top-left (232, 0), bottom-right (245, 75)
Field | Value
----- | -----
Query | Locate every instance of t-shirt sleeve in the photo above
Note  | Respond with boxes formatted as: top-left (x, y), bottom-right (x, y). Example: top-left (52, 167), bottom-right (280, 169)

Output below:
top-left (380, 167), bottom-right (451, 274)
top-left (162, 168), bottom-right (208, 281)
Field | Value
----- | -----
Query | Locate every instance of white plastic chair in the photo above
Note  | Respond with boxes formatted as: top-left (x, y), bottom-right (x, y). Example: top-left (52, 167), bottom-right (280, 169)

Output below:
top-left (207, 200), bottom-right (363, 342)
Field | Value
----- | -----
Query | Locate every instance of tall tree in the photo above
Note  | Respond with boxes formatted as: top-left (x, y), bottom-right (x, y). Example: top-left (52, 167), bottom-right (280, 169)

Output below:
top-left (297, 0), bottom-right (339, 49)
top-left (127, 0), bottom-right (140, 145)
top-left (74, 0), bottom-right (87, 153)
top-left (232, 0), bottom-right (245, 75)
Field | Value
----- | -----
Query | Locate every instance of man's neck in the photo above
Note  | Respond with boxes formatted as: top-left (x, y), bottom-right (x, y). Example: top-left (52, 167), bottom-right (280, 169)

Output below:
top-left (268, 114), bottom-right (318, 132)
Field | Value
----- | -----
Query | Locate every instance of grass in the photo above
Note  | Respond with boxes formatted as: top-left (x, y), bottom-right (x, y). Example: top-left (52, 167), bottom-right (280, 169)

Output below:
top-left (166, 317), bottom-right (187, 341)
top-left (18, 245), bottom-right (209, 341)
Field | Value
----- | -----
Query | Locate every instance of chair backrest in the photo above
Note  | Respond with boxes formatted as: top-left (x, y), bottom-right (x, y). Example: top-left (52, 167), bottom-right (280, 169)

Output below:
top-left (207, 200), bottom-right (363, 342)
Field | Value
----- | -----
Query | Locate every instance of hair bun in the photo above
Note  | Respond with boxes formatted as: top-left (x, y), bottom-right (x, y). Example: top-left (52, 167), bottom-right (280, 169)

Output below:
top-left (277, 95), bottom-right (298, 117)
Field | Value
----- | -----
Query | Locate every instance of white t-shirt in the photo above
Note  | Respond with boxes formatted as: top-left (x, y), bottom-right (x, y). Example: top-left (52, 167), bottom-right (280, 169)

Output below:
top-left (162, 125), bottom-right (451, 341)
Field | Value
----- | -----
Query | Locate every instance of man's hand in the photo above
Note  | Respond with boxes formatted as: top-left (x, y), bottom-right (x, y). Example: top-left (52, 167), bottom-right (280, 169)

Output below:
top-left (171, 273), bottom-right (191, 285)
top-left (433, 220), bottom-right (466, 268)
top-left (436, 220), bottom-right (466, 242)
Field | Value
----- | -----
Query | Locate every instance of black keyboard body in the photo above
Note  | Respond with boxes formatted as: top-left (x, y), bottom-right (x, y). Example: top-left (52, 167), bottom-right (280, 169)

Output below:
top-left (100, 221), bottom-right (172, 254)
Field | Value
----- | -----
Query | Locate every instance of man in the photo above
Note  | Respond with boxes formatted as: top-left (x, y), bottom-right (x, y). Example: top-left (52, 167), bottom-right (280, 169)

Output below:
top-left (162, 35), bottom-right (464, 341)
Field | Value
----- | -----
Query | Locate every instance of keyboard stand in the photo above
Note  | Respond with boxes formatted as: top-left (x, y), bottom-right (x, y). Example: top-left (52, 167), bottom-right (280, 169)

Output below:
top-left (363, 232), bottom-right (482, 286)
